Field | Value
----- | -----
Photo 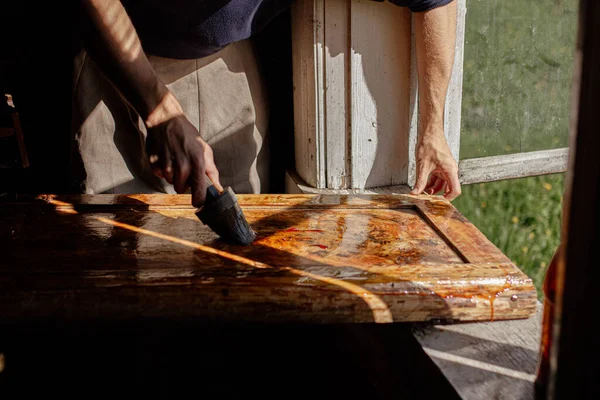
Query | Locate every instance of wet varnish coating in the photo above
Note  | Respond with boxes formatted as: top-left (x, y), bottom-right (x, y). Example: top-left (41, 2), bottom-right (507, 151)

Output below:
top-left (0, 194), bottom-right (537, 323)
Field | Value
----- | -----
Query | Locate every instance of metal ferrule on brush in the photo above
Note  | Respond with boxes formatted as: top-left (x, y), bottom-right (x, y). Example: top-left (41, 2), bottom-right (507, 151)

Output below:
top-left (196, 186), bottom-right (257, 245)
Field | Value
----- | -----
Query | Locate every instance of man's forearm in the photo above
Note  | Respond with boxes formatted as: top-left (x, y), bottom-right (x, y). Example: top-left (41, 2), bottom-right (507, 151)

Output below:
top-left (80, 0), bottom-right (182, 126)
top-left (414, 1), bottom-right (457, 138)
top-left (410, 1), bottom-right (461, 200)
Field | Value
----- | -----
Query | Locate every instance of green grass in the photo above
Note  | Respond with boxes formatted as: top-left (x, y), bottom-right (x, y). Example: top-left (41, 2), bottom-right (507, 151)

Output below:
top-left (455, 0), bottom-right (578, 296)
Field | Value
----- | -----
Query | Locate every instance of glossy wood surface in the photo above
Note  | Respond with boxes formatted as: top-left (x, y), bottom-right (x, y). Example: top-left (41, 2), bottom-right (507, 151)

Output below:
top-left (0, 194), bottom-right (537, 323)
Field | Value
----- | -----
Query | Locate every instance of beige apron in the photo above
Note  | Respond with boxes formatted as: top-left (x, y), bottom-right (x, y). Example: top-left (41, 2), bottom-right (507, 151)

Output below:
top-left (71, 39), bottom-right (270, 195)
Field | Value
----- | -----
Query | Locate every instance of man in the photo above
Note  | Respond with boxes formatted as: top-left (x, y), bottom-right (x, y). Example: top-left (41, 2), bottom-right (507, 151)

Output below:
top-left (75, 0), bottom-right (460, 208)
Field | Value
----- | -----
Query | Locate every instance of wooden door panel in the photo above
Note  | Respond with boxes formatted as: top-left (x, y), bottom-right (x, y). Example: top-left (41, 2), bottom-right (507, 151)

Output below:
top-left (0, 194), bottom-right (537, 323)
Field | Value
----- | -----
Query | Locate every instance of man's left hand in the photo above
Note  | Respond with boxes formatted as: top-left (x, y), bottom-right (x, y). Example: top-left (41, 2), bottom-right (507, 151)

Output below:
top-left (410, 134), bottom-right (461, 200)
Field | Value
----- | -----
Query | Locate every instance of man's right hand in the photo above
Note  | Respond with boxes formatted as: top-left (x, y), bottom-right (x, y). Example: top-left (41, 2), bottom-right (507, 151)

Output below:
top-left (145, 93), bottom-right (222, 208)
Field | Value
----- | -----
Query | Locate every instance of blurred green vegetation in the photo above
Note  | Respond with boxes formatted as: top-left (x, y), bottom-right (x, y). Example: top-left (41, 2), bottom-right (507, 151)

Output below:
top-left (460, 0), bottom-right (577, 159)
top-left (455, 0), bottom-right (578, 296)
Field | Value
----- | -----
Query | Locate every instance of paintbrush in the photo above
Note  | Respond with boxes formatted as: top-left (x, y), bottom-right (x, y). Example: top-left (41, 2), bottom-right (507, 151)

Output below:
top-left (195, 183), bottom-right (257, 245)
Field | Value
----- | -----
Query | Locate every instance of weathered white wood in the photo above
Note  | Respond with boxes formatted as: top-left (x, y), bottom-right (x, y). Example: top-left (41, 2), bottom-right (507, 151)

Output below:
top-left (291, 0), bottom-right (326, 188)
top-left (323, 0), bottom-right (351, 189)
top-left (413, 301), bottom-right (542, 400)
top-left (458, 148), bottom-right (569, 185)
top-left (286, 169), bottom-right (411, 195)
top-left (350, 0), bottom-right (412, 189)
top-left (407, 14), bottom-right (420, 188)
top-left (408, 0), bottom-right (466, 188)
top-left (445, 0), bottom-right (466, 163)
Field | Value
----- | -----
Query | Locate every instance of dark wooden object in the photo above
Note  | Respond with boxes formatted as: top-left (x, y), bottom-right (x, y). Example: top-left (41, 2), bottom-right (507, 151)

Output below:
top-left (0, 94), bottom-right (29, 168)
top-left (551, 0), bottom-right (600, 398)
top-left (0, 193), bottom-right (537, 324)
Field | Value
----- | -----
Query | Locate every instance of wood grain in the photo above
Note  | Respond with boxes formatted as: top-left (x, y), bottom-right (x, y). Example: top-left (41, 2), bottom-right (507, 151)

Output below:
top-left (350, 0), bottom-right (412, 189)
top-left (0, 194), bottom-right (537, 323)
top-left (285, 169), bottom-right (413, 195)
top-left (444, 0), bottom-right (466, 163)
top-left (324, 0), bottom-right (350, 189)
top-left (291, 0), bottom-right (325, 188)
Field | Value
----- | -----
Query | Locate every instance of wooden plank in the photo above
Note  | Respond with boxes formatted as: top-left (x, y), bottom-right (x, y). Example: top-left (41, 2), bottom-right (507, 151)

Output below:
top-left (414, 302), bottom-right (542, 400)
top-left (445, 0), bottom-right (466, 163)
top-left (414, 196), bottom-right (512, 264)
top-left (21, 192), bottom-right (412, 209)
top-left (0, 193), bottom-right (537, 323)
top-left (458, 148), bottom-right (569, 185)
top-left (324, 0), bottom-right (350, 189)
top-left (291, 0), bottom-right (326, 188)
top-left (350, 0), bottom-right (412, 188)
top-left (286, 169), bottom-right (411, 195)
top-left (407, 12), bottom-right (420, 188)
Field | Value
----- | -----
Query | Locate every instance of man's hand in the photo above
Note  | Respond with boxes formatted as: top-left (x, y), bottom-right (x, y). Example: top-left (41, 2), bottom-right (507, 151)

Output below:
top-left (80, 0), bottom-right (222, 207)
top-left (411, 1), bottom-right (460, 200)
top-left (411, 134), bottom-right (461, 200)
top-left (145, 92), bottom-right (222, 207)
top-left (146, 117), bottom-right (221, 207)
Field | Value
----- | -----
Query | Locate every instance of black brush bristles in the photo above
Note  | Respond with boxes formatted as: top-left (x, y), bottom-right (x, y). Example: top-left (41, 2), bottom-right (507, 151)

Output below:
top-left (196, 186), bottom-right (257, 245)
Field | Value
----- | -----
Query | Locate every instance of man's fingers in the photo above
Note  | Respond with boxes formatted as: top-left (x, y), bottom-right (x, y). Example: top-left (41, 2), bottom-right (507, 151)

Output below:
top-left (152, 167), bottom-right (164, 179)
top-left (189, 154), bottom-right (208, 208)
top-left (205, 163), bottom-right (223, 192)
top-left (444, 171), bottom-right (462, 201)
top-left (428, 177), bottom-right (446, 195)
top-left (173, 156), bottom-right (191, 194)
top-left (149, 147), bottom-right (173, 183)
top-left (163, 164), bottom-right (174, 184)
top-left (410, 165), bottom-right (431, 195)
top-left (423, 175), bottom-right (437, 193)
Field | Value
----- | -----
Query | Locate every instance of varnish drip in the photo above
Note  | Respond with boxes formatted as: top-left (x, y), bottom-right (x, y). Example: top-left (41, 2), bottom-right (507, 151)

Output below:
top-left (440, 277), bottom-right (513, 322)
top-left (486, 278), bottom-right (513, 321)
top-left (489, 267), bottom-right (515, 321)
top-left (488, 286), bottom-right (512, 321)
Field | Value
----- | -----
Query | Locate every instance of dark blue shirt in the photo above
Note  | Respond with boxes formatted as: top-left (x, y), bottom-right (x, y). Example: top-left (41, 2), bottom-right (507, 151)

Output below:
top-left (123, 0), bottom-right (453, 59)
